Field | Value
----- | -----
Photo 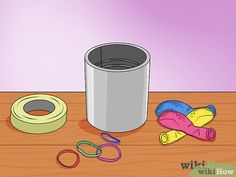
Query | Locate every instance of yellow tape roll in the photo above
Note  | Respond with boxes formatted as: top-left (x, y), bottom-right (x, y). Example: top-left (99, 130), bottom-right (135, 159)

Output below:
top-left (10, 94), bottom-right (67, 134)
top-left (160, 108), bottom-right (214, 145)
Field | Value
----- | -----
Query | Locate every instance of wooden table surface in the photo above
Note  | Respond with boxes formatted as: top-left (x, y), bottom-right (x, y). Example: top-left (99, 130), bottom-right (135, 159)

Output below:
top-left (0, 92), bottom-right (236, 177)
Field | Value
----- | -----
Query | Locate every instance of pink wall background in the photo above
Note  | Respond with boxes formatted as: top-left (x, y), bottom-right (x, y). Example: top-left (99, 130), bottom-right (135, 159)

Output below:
top-left (0, 0), bottom-right (235, 91)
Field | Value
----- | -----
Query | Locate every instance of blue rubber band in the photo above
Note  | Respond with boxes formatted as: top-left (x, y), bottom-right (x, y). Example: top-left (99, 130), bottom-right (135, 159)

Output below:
top-left (101, 132), bottom-right (121, 144)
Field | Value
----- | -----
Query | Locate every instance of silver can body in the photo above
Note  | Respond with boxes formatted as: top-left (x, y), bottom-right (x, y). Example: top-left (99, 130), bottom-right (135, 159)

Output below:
top-left (85, 43), bottom-right (150, 132)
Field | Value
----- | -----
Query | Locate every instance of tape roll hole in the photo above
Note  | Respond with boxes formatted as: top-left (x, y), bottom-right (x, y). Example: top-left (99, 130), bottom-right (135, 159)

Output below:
top-left (23, 100), bottom-right (55, 116)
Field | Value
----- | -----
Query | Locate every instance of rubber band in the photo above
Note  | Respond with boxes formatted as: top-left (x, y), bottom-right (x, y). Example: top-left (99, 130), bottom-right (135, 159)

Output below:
top-left (56, 149), bottom-right (80, 168)
top-left (96, 143), bottom-right (122, 162)
top-left (76, 140), bottom-right (102, 158)
top-left (101, 132), bottom-right (121, 144)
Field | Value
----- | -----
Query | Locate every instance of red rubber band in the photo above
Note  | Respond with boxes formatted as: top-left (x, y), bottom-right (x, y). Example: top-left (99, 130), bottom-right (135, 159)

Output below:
top-left (56, 149), bottom-right (80, 168)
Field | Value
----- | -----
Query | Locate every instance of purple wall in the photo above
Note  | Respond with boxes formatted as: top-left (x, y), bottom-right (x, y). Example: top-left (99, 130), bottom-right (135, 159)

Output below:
top-left (0, 0), bottom-right (235, 91)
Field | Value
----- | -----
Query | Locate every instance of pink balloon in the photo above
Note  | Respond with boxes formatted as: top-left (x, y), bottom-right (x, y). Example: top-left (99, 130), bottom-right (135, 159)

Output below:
top-left (158, 111), bottom-right (216, 141)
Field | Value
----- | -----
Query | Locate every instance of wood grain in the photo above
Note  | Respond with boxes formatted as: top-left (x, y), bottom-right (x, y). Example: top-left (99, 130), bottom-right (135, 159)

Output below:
top-left (0, 118), bottom-right (236, 146)
top-left (1, 92), bottom-right (236, 104)
top-left (0, 146), bottom-right (235, 177)
top-left (1, 103), bottom-right (236, 121)
top-left (0, 92), bottom-right (236, 177)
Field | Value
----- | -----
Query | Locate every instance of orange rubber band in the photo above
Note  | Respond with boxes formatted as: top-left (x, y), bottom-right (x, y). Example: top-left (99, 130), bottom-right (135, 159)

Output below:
top-left (57, 149), bottom-right (80, 168)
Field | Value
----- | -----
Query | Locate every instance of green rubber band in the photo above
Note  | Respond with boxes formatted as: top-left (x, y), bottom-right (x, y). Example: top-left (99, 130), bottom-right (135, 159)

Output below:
top-left (76, 140), bottom-right (102, 158)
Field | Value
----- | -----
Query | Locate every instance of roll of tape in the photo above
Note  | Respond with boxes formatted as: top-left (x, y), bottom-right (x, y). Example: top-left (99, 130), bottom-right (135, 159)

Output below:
top-left (10, 94), bottom-right (67, 134)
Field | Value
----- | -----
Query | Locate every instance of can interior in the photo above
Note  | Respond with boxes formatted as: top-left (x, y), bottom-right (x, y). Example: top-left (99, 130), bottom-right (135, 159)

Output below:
top-left (87, 44), bottom-right (148, 70)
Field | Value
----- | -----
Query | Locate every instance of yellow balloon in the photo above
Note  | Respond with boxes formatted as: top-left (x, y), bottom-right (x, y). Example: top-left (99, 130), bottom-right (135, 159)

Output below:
top-left (159, 108), bottom-right (215, 145)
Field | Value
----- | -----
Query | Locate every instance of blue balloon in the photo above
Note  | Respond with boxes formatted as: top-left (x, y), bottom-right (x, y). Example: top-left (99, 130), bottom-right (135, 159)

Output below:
top-left (155, 100), bottom-right (216, 117)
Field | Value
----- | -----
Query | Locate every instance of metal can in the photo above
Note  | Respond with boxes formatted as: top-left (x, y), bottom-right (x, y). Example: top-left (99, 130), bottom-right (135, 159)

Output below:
top-left (85, 42), bottom-right (150, 132)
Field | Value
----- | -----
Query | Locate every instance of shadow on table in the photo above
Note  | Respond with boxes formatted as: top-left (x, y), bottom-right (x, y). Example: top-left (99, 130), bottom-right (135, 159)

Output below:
top-left (78, 119), bottom-right (144, 137)
top-left (5, 116), bottom-right (22, 133)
